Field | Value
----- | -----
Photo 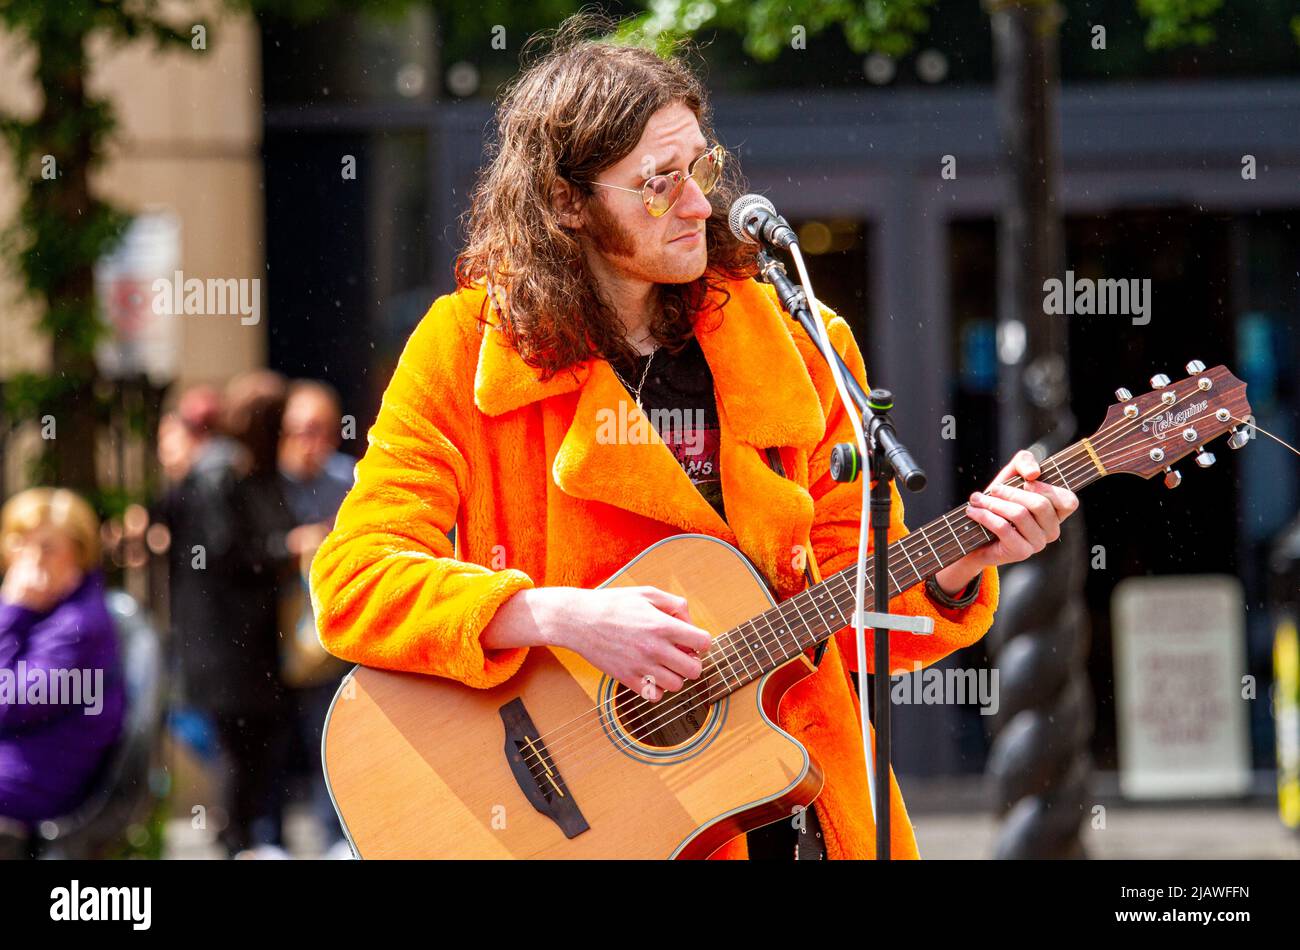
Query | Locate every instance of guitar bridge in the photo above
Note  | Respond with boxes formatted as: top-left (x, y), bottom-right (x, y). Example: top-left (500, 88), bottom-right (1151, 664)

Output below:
top-left (500, 697), bottom-right (590, 839)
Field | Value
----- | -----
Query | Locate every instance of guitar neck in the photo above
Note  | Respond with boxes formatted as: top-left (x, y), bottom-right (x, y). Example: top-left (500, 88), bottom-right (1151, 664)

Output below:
top-left (702, 439), bottom-right (1107, 691)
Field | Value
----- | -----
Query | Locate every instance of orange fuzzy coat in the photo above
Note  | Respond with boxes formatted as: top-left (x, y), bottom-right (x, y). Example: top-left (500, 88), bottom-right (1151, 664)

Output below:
top-left (309, 274), bottom-right (1000, 859)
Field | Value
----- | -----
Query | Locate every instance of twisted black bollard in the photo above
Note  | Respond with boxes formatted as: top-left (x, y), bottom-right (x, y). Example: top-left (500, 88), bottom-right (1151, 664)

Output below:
top-left (983, 0), bottom-right (1095, 860)
top-left (984, 514), bottom-right (1094, 858)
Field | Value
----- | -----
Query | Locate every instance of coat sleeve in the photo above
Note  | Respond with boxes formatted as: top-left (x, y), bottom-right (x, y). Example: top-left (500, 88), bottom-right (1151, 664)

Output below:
top-left (308, 298), bottom-right (536, 689)
top-left (802, 307), bottom-right (999, 675)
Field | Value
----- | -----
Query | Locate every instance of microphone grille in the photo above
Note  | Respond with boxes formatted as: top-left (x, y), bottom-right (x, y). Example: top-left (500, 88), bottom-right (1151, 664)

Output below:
top-left (728, 193), bottom-right (777, 244)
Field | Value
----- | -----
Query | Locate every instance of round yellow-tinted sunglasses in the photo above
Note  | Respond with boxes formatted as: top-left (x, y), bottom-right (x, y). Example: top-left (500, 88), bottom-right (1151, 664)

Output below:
top-left (587, 145), bottom-right (726, 218)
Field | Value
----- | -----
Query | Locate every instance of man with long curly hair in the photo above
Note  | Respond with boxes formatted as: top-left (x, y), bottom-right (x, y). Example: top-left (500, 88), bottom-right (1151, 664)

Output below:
top-left (310, 13), bottom-right (1079, 860)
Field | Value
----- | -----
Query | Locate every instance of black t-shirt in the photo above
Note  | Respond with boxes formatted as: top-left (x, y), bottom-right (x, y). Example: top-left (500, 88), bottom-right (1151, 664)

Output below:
top-left (610, 336), bottom-right (827, 860)
top-left (611, 336), bottom-right (726, 523)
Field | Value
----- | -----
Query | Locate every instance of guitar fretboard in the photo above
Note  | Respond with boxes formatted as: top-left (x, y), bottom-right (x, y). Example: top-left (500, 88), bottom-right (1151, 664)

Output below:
top-left (698, 440), bottom-right (1105, 692)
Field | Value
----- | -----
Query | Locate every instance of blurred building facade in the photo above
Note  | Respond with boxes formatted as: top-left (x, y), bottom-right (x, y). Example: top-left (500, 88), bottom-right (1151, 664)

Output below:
top-left (0, 7), bottom-right (265, 396)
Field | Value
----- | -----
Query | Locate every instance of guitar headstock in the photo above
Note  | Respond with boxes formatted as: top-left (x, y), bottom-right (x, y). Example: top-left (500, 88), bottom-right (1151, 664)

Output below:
top-left (1088, 361), bottom-right (1252, 487)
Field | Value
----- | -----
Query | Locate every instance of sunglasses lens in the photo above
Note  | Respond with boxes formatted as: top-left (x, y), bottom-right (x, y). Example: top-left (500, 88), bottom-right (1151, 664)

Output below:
top-left (643, 172), bottom-right (684, 217)
top-left (693, 148), bottom-right (723, 195)
top-left (638, 150), bottom-right (724, 216)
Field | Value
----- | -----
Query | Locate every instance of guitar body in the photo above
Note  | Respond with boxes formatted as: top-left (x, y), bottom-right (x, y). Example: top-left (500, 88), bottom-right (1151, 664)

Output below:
top-left (322, 534), bottom-right (824, 859)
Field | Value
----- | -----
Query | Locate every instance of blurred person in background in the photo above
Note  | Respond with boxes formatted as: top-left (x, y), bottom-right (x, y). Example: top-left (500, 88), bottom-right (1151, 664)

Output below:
top-left (154, 383), bottom-right (240, 842)
top-left (0, 489), bottom-right (125, 836)
top-left (157, 384), bottom-right (232, 487)
top-left (214, 370), bottom-right (303, 858)
top-left (276, 379), bottom-right (355, 857)
top-left (163, 372), bottom-right (300, 858)
top-left (156, 383), bottom-right (240, 680)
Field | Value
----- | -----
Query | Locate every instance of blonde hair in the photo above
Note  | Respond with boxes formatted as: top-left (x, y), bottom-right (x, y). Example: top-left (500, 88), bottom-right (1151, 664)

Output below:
top-left (0, 488), bottom-right (102, 572)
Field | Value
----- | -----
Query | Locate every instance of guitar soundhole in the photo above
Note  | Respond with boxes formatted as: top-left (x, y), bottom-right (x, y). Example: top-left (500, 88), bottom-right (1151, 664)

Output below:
top-left (611, 684), bottom-right (712, 749)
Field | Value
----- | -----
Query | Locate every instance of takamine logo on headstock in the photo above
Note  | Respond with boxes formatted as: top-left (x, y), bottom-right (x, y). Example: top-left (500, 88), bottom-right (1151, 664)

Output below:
top-left (1139, 398), bottom-right (1210, 440)
top-left (1089, 360), bottom-right (1253, 483)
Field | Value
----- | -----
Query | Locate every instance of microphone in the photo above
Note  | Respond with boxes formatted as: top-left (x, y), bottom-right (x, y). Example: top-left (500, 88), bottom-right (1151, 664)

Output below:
top-left (728, 194), bottom-right (797, 250)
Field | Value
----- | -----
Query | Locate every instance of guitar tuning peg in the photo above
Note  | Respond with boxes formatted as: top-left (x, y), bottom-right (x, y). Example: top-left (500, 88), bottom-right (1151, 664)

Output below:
top-left (1227, 427), bottom-right (1250, 450)
top-left (1150, 373), bottom-right (1171, 389)
top-left (1163, 467), bottom-right (1182, 489)
top-left (1195, 447), bottom-right (1216, 468)
top-left (1115, 387), bottom-right (1133, 402)
top-left (1185, 359), bottom-right (1206, 374)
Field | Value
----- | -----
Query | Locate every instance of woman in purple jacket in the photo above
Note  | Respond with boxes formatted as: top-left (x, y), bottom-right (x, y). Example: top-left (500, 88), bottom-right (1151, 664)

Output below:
top-left (0, 488), bottom-right (125, 827)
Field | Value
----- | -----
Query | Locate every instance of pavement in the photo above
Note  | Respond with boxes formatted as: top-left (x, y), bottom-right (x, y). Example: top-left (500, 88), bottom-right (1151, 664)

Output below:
top-left (163, 800), bottom-right (1299, 860)
top-left (912, 804), bottom-right (1300, 859)
top-left (907, 772), bottom-right (1300, 859)
top-left (164, 804), bottom-right (345, 860)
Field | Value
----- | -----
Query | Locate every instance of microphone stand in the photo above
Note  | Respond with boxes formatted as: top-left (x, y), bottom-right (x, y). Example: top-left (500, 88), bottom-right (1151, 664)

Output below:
top-left (755, 247), bottom-right (933, 860)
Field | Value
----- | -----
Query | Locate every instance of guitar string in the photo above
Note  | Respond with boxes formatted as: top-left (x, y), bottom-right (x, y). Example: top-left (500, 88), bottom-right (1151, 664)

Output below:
top-left (515, 383), bottom-right (1222, 778)
top-left (517, 433), bottom-right (1205, 795)
top-left (611, 403), bottom-right (1217, 740)
top-left (543, 378), bottom-right (1218, 752)
top-left (515, 384), bottom-right (1234, 783)
top-left (602, 378), bottom-right (1238, 735)
top-left (517, 391), bottom-right (1218, 782)
top-left (520, 431), bottom-right (1177, 781)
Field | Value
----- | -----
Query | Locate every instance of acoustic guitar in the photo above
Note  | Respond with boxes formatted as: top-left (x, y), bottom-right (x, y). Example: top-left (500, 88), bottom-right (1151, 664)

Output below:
top-left (321, 362), bottom-right (1251, 858)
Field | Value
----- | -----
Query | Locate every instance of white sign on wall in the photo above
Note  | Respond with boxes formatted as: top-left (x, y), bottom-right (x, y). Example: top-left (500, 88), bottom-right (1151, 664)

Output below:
top-left (95, 210), bottom-right (181, 382)
top-left (1112, 574), bottom-right (1251, 799)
